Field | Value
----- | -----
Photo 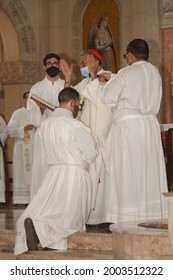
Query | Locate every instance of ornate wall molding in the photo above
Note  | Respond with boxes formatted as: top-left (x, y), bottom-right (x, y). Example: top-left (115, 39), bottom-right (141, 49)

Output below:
top-left (161, 0), bottom-right (173, 27)
top-left (0, 0), bottom-right (38, 85)
top-left (0, 61), bottom-right (39, 85)
top-left (163, 0), bottom-right (173, 12)
top-left (0, 0), bottom-right (37, 61)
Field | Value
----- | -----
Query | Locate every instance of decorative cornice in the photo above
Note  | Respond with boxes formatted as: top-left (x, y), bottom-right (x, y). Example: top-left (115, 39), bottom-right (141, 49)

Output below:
top-left (0, 61), bottom-right (39, 85)
top-left (0, 0), bottom-right (38, 85)
top-left (163, 0), bottom-right (173, 12)
top-left (161, 0), bottom-right (173, 28)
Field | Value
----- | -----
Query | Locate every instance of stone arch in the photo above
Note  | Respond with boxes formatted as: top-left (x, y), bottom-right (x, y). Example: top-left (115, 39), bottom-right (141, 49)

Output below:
top-left (0, 0), bottom-right (36, 61)
top-left (0, 0), bottom-right (39, 86)
top-left (0, 9), bottom-right (19, 62)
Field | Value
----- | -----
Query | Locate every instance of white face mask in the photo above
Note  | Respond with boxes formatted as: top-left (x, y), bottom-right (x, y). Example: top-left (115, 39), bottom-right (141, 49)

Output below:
top-left (80, 66), bottom-right (90, 78)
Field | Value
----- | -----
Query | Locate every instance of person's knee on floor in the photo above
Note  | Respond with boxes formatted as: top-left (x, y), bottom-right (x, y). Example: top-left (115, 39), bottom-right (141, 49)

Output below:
top-left (24, 217), bottom-right (39, 251)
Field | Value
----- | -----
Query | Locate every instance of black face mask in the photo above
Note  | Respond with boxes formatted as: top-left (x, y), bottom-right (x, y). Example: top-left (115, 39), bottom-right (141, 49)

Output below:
top-left (46, 66), bottom-right (60, 77)
top-left (73, 105), bottom-right (79, 118)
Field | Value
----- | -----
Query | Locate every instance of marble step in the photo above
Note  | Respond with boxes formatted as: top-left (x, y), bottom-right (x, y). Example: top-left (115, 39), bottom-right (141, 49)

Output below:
top-left (0, 229), bottom-right (113, 259)
top-left (0, 230), bottom-right (112, 250)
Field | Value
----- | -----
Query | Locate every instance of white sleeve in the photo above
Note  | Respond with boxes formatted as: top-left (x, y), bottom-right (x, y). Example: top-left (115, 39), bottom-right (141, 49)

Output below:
top-left (71, 123), bottom-right (98, 164)
top-left (7, 112), bottom-right (24, 139)
top-left (27, 85), bottom-right (45, 127)
top-left (0, 116), bottom-right (7, 145)
top-left (101, 73), bottom-right (123, 106)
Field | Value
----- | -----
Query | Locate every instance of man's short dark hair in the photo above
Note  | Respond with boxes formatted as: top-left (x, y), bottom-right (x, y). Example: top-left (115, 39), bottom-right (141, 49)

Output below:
top-left (23, 91), bottom-right (29, 99)
top-left (58, 88), bottom-right (80, 104)
top-left (126, 39), bottom-right (149, 60)
top-left (43, 53), bottom-right (61, 66)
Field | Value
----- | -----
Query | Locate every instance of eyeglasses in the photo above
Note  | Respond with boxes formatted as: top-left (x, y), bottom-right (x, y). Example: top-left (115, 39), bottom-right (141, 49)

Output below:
top-left (46, 62), bottom-right (59, 68)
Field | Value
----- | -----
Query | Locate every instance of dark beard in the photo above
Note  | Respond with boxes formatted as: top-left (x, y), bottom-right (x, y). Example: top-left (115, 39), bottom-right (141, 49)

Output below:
top-left (73, 105), bottom-right (79, 118)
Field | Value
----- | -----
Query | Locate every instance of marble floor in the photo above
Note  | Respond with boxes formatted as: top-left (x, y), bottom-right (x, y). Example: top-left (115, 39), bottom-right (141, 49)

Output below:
top-left (0, 204), bottom-right (24, 231)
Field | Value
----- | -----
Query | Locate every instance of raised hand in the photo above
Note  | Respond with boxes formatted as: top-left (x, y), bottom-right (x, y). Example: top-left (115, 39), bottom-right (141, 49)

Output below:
top-left (59, 59), bottom-right (73, 82)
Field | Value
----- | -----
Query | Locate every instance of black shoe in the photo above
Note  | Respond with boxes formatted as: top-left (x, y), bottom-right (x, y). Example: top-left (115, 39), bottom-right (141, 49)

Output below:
top-left (86, 223), bottom-right (112, 233)
top-left (24, 218), bottom-right (39, 251)
top-left (15, 204), bottom-right (26, 208)
top-left (43, 247), bottom-right (55, 251)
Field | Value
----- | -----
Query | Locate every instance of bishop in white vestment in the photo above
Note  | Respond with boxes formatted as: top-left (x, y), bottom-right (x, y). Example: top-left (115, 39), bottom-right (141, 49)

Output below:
top-left (76, 75), bottom-right (114, 224)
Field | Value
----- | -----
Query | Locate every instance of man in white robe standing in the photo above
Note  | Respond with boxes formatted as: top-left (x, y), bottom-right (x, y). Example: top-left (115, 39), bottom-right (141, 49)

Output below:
top-left (27, 53), bottom-right (68, 199)
top-left (14, 87), bottom-right (98, 255)
top-left (7, 92), bottom-right (35, 205)
top-left (60, 49), bottom-right (114, 225)
top-left (101, 38), bottom-right (168, 223)
top-left (0, 115), bottom-right (7, 204)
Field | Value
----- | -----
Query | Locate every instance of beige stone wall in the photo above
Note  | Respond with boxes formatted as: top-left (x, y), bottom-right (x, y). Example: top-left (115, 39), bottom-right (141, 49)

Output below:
top-left (120, 0), bottom-right (161, 68)
top-left (21, 0), bottom-right (76, 73)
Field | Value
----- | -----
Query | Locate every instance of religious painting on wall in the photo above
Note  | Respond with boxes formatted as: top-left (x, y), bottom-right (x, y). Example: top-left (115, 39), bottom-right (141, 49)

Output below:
top-left (82, 0), bottom-right (120, 73)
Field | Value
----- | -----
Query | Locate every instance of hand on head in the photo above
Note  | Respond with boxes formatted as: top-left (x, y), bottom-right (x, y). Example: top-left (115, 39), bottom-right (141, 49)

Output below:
top-left (86, 55), bottom-right (100, 80)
